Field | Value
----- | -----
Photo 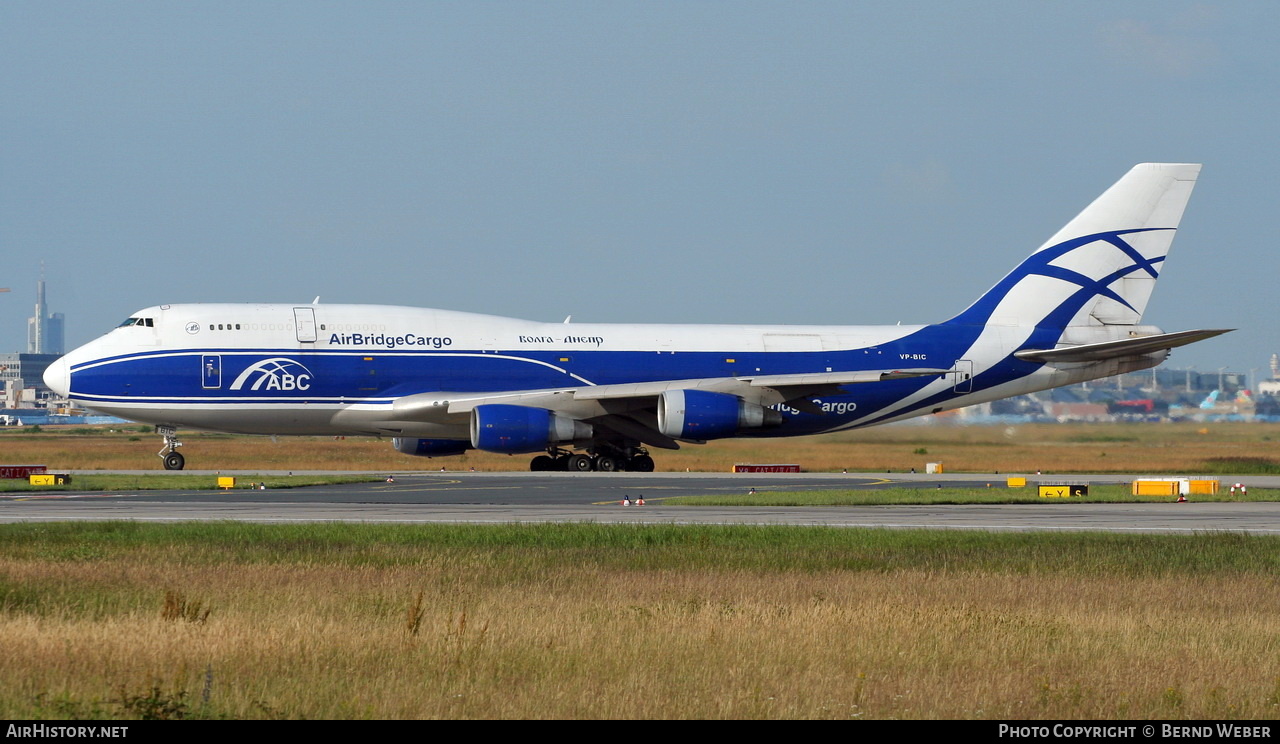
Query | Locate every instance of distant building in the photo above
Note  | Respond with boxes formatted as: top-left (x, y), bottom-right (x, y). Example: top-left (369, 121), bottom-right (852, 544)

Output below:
top-left (0, 353), bottom-right (61, 407)
top-left (1049, 403), bottom-right (1111, 422)
top-left (1259, 354), bottom-right (1280, 398)
top-left (26, 276), bottom-right (64, 355)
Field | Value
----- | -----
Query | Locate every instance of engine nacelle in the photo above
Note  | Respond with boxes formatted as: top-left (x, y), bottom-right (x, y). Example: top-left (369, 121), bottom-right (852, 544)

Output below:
top-left (657, 389), bottom-right (782, 440)
top-left (392, 438), bottom-right (471, 458)
top-left (470, 404), bottom-right (592, 454)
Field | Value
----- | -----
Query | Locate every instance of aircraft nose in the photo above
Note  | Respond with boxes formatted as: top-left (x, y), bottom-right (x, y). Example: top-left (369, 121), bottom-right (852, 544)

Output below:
top-left (43, 356), bottom-right (70, 397)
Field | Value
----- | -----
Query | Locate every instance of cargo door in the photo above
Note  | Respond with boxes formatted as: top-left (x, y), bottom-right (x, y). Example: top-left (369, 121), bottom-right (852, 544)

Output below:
top-left (763, 334), bottom-right (822, 352)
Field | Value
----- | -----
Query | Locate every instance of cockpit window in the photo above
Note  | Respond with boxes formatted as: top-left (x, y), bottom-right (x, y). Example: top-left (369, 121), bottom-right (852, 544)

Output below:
top-left (118, 318), bottom-right (138, 327)
top-left (117, 317), bottom-right (155, 328)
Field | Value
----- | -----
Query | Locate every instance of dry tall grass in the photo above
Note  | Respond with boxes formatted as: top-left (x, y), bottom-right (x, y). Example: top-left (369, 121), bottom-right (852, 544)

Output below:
top-left (3, 421), bottom-right (1279, 473)
top-left (3, 551), bottom-right (1278, 719)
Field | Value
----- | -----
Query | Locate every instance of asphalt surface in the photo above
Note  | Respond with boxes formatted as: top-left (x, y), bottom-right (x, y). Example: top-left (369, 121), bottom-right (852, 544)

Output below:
top-left (3, 471), bottom-right (1279, 533)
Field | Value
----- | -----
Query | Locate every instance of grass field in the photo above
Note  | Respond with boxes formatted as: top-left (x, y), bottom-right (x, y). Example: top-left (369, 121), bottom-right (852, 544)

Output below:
top-left (1, 522), bottom-right (1278, 720)
top-left (3, 421), bottom-right (1280, 474)
top-left (4, 422), bottom-right (1279, 720)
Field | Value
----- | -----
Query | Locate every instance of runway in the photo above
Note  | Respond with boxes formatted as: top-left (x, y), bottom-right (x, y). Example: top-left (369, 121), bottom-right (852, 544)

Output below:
top-left (3, 471), bottom-right (1279, 534)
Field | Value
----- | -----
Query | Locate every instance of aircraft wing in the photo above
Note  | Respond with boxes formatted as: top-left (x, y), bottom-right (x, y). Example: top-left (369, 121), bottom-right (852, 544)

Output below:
top-left (376, 366), bottom-right (949, 449)
top-left (574, 367), bottom-right (949, 401)
top-left (385, 367), bottom-right (950, 421)
top-left (1014, 329), bottom-right (1233, 363)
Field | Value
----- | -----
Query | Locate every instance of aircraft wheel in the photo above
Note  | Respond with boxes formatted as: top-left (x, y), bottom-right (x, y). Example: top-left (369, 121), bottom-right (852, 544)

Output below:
top-left (628, 455), bottom-right (654, 472)
top-left (566, 454), bottom-right (593, 472)
top-left (594, 456), bottom-right (618, 472)
top-left (163, 452), bottom-right (186, 471)
top-left (530, 455), bottom-right (554, 471)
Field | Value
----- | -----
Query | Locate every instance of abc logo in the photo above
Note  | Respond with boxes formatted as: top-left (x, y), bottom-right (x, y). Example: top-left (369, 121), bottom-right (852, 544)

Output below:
top-left (229, 358), bottom-right (314, 392)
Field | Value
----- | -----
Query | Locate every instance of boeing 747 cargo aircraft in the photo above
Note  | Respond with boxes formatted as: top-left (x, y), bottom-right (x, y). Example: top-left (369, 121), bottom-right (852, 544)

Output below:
top-left (44, 163), bottom-right (1229, 471)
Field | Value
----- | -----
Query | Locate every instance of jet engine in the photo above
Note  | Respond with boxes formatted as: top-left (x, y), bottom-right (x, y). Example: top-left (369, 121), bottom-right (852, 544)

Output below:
top-left (392, 438), bottom-right (472, 457)
top-left (470, 404), bottom-right (592, 454)
top-left (656, 389), bottom-right (782, 440)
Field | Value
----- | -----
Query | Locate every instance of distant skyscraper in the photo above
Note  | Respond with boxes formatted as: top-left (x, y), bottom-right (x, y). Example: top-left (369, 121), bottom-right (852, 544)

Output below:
top-left (26, 276), bottom-right (64, 356)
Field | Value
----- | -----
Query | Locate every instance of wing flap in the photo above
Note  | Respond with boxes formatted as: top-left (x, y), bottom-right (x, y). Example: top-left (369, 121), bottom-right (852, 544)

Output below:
top-left (740, 368), bottom-right (950, 388)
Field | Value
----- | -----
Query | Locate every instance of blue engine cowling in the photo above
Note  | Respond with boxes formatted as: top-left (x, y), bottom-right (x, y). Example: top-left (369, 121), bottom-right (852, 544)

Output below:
top-left (656, 389), bottom-right (783, 440)
top-left (470, 404), bottom-right (593, 454)
top-left (392, 438), bottom-right (472, 457)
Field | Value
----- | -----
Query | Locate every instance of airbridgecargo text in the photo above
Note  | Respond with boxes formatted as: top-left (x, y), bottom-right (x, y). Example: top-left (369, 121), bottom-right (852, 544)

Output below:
top-left (329, 333), bottom-right (452, 349)
top-left (6, 724), bottom-right (128, 738)
top-left (772, 400), bottom-right (858, 416)
top-left (998, 724), bottom-right (1271, 738)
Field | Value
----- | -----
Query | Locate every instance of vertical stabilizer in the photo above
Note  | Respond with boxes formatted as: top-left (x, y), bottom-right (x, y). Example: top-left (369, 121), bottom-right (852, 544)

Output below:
top-left (947, 163), bottom-right (1201, 330)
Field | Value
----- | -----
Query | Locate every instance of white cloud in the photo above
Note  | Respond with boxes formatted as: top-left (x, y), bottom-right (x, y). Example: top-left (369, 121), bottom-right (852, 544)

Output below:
top-left (1097, 9), bottom-right (1220, 77)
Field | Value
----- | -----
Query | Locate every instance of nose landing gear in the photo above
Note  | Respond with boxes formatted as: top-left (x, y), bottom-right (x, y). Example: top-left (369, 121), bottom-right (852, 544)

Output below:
top-left (157, 425), bottom-right (185, 470)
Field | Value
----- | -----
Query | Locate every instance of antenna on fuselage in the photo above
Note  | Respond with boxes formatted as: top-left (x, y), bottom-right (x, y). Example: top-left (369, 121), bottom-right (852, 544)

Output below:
top-left (312, 297), bottom-right (320, 304)
top-left (563, 315), bottom-right (572, 323)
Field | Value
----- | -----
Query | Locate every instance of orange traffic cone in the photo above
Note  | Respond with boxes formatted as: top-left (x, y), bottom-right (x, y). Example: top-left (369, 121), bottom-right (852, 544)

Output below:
top-left (622, 496), bottom-right (631, 506)
top-left (1177, 494), bottom-right (1187, 503)
top-left (636, 496), bottom-right (645, 506)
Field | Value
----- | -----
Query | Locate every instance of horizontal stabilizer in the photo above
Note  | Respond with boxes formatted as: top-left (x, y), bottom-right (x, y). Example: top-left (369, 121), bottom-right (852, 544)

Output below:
top-left (1014, 329), bottom-right (1232, 363)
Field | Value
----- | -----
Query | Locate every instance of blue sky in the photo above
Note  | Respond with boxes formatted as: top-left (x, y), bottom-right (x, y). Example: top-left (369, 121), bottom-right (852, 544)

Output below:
top-left (2, 2), bottom-right (1276, 381)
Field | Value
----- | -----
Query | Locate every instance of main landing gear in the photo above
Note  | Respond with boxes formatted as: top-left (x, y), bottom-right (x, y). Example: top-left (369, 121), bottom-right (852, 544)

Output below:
top-left (157, 425), bottom-right (185, 470)
top-left (529, 446), bottom-right (655, 472)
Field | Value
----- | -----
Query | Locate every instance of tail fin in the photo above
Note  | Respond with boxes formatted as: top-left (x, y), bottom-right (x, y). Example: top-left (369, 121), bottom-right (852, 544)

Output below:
top-left (946, 163), bottom-right (1201, 330)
